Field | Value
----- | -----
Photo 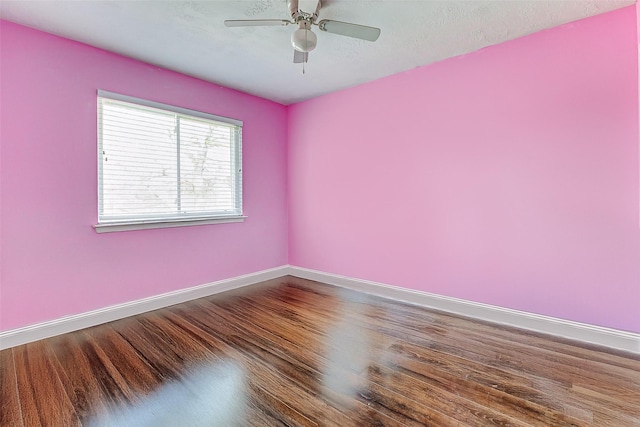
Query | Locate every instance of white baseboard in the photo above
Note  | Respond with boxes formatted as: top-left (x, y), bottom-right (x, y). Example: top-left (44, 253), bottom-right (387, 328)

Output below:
top-left (3, 264), bottom-right (638, 355)
top-left (0, 266), bottom-right (289, 350)
top-left (287, 266), bottom-right (640, 355)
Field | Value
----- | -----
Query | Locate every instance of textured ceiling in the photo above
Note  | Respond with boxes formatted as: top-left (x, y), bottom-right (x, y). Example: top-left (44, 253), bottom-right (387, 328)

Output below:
top-left (0, 0), bottom-right (634, 105)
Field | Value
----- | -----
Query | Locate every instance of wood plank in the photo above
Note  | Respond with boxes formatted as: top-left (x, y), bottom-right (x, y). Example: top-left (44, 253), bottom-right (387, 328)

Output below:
top-left (47, 333), bottom-right (115, 425)
top-left (0, 349), bottom-right (24, 427)
top-left (13, 342), bottom-right (81, 426)
top-left (82, 325), bottom-right (162, 396)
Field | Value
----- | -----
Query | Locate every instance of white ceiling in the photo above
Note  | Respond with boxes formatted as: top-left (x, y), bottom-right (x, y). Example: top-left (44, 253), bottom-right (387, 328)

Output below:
top-left (0, 0), bottom-right (634, 105)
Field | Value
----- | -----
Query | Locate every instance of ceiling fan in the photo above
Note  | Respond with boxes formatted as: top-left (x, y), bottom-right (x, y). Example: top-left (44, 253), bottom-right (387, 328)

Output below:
top-left (224, 0), bottom-right (381, 64)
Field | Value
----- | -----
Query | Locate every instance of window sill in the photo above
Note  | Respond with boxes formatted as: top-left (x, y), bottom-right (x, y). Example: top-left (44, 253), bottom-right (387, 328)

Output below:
top-left (93, 215), bottom-right (247, 233)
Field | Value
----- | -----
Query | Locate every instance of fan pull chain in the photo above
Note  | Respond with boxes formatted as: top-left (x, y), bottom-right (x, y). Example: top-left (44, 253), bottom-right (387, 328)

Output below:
top-left (303, 29), bottom-right (308, 75)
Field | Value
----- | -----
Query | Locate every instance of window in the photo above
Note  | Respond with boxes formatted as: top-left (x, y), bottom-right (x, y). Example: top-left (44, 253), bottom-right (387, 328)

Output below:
top-left (95, 90), bottom-right (244, 232)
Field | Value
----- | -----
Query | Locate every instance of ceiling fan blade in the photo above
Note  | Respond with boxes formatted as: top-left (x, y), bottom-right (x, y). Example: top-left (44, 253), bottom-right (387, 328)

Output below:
top-left (224, 19), bottom-right (291, 27)
top-left (293, 50), bottom-right (308, 63)
top-left (317, 19), bottom-right (380, 41)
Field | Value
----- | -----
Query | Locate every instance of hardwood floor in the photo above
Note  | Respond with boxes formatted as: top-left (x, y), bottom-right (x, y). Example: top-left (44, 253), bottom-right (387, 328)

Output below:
top-left (1, 276), bottom-right (639, 426)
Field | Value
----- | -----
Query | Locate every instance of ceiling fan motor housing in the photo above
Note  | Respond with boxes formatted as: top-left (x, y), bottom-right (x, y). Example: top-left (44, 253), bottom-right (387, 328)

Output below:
top-left (288, 0), bottom-right (321, 23)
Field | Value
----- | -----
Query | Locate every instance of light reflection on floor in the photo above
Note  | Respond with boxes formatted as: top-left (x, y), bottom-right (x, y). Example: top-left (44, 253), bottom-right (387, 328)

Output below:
top-left (87, 360), bottom-right (246, 427)
top-left (321, 289), bottom-right (374, 403)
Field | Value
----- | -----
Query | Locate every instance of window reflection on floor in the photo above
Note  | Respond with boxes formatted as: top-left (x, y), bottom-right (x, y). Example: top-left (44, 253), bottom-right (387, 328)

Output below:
top-left (87, 360), bottom-right (246, 427)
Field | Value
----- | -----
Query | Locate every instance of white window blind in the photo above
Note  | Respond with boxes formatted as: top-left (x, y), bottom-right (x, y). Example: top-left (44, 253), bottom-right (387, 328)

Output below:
top-left (97, 91), bottom-right (242, 227)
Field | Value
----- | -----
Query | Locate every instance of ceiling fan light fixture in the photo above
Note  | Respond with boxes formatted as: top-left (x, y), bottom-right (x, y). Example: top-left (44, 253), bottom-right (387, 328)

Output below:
top-left (291, 28), bottom-right (317, 52)
top-left (225, 0), bottom-right (381, 64)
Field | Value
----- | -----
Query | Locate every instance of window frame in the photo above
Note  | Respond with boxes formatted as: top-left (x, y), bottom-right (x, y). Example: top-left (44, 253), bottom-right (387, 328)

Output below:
top-left (94, 90), bottom-right (245, 233)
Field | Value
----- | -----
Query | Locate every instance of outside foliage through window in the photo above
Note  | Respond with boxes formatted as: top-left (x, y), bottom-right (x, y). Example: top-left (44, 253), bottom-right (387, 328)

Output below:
top-left (97, 92), bottom-right (243, 227)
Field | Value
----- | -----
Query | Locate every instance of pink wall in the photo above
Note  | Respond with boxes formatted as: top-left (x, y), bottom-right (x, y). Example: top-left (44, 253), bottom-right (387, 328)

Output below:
top-left (0, 21), bottom-right (288, 331)
top-left (288, 6), bottom-right (640, 333)
top-left (2, 6), bottom-right (639, 335)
